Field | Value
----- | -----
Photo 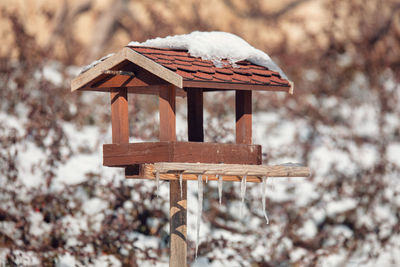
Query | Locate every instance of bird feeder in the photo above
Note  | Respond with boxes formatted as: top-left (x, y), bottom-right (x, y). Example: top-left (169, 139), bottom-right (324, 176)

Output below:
top-left (71, 45), bottom-right (309, 266)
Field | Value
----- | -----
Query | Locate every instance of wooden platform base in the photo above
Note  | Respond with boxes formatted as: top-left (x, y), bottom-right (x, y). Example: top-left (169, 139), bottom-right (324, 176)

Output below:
top-left (103, 141), bottom-right (262, 167)
top-left (125, 162), bottom-right (310, 182)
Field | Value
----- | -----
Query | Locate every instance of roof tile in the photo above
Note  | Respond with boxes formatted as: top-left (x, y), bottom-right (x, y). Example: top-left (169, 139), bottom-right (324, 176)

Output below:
top-left (163, 63), bottom-right (177, 71)
top-left (144, 54), bottom-right (158, 60)
top-left (194, 72), bottom-right (214, 80)
top-left (176, 70), bottom-right (195, 80)
top-left (154, 54), bottom-right (174, 61)
top-left (270, 75), bottom-right (290, 85)
top-left (233, 68), bottom-right (252, 76)
top-left (251, 75), bottom-right (271, 84)
top-left (160, 49), bottom-right (187, 56)
top-left (174, 59), bottom-right (192, 66)
top-left (251, 68), bottom-right (272, 77)
top-left (215, 68), bottom-right (234, 75)
top-left (132, 47), bottom-right (156, 54)
top-left (197, 65), bottom-right (215, 74)
top-left (232, 73), bottom-right (252, 83)
top-left (192, 60), bottom-right (213, 67)
top-left (271, 72), bottom-right (281, 77)
top-left (177, 64), bottom-right (197, 73)
top-left (214, 72), bottom-right (233, 82)
top-left (156, 58), bottom-right (173, 65)
top-left (175, 55), bottom-right (196, 62)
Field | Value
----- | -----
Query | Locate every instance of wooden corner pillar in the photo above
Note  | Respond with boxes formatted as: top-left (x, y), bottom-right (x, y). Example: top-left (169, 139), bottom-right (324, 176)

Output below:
top-left (235, 90), bottom-right (252, 145)
top-left (160, 85), bottom-right (187, 267)
top-left (111, 87), bottom-right (129, 144)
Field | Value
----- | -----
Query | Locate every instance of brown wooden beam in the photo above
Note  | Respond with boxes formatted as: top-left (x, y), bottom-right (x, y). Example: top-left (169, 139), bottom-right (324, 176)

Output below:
top-left (154, 162), bottom-right (310, 177)
top-left (159, 85), bottom-right (176, 142)
top-left (77, 85), bottom-right (187, 97)
top-left (127, 163), bottom-right (310, 180)
top-left (236, 90), bottom-right (252, 145)
top-left (183, 81), bottom-right (290, 92)
top-left (103, 142), bottom-right (262, 166)
top-left (187, 88), bottom-right (204, 142)
top-left (110, 88), bottom-right (129, 144)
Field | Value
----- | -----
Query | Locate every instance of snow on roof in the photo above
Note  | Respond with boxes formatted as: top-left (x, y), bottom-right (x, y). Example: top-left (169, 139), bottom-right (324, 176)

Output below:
top-left (128, 31), bottom-right (288, 79)
top-left (79, 53), bottom-right (114, 75)
top-left (128, 46), bottom-right (291, 88)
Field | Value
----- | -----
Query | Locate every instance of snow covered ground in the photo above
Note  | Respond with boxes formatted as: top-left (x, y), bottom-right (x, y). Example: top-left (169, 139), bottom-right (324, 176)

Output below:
top-left (1, 55), bottom-right (400, 266)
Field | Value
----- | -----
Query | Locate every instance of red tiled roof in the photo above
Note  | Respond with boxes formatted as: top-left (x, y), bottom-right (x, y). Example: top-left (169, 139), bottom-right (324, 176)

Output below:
top-left (128, 46), bottom-right (290, 89)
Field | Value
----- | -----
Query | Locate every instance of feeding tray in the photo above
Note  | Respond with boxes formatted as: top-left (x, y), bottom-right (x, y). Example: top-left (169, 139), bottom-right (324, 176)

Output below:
top-left (126, 162), bottom-right (310, 182)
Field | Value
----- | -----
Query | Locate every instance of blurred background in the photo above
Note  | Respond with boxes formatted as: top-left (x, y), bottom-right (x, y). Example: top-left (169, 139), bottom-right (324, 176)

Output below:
top-left (0, 0), bottom-right (399, 266)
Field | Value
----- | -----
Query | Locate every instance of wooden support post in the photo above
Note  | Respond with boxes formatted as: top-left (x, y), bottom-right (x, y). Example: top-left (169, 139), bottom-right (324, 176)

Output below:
top-left (169, 179), bottom-right (187, 267)
top-left (160, 86), bottom-right (186, 267)
top-left (110, 88), bottom-right (129, 144)
top-left (187, 88), bottom-right (204, 142)
top-left (159, 86), bottom-right (176, 142)
top-left (235, 90), bottom-right (252, 145)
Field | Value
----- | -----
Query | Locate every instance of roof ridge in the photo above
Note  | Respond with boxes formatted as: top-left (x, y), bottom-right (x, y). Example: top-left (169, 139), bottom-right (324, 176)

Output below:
top-left (126, 45), bottom-right (188, 52)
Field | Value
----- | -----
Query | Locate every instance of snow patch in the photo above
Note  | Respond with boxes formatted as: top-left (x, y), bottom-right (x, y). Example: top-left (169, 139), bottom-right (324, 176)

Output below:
top-left (56, 253), bottom-right (79, 267)
top-left (9, 250), bottom-right (41, 266)
top-left (79, 53), bottom-right (114, 75)
top-left (326, 199), bottom-right (357, 216)
top-left (387, 143), bottom-right (400, 167)
top-left (55, 154), bottom-right (99, 186)
top-left (29, 211), bottom-right (51, 237)
top-left (42, 62), bottom-right (63, 86)
top-left (82, 197), bottom-right (108, 215)
top-left (297, 220), bottom-right (318, 239)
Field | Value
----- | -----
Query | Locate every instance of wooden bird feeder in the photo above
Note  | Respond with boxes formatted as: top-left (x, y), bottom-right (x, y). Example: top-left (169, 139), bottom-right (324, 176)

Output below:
top-left (71, 45), bottom-right (309, 266)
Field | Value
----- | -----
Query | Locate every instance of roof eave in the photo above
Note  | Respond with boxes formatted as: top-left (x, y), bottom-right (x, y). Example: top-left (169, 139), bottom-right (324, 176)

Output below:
top-left (182, 80), bottom-right (292, 93)
top-left (70, 47), bottom-right (183, 92)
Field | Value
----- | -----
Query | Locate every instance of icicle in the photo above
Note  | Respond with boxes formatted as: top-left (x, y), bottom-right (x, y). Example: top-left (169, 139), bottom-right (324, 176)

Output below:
top-left (205, 175), bottom-right (208, 183)
top-left (239, 175), bottom-right (247, 217)
top-left (262, 176), bottom-right (270, 224)
top-left (196, 174), bottom-right (203, 258)
top-left (156, 170), bottom-right (160, 198)
top-left (217, 174), bottom-right (223, 205)
top-left (179, 173), bottom-right (183, 199)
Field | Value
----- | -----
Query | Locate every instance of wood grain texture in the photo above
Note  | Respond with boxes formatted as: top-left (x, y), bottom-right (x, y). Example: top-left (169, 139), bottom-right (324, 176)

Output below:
top-left (93, 67), bottom-right (168, 89)
top-left (125, 48), bottom-right (183, 89)
top-left (159, 85), bottom-right (176, 142)
top-left (236, 90), bottom-right (252, 144)
top-left (110, 88), bottom-right (129, 144)
top-left (169, 179), bottom-right (187, 267)
top-left (71, 49), bottom-right (127, 92)
top-left (103, 142), bottom-right (262, 166)
top-left (187, 88), bottom-right (204, 142)
top-left (126, 163), bottom-right (310, 181)
top-left (155, 162), bottom-right (310, 177)
top-left (76, 85), bottom-right (187, 97)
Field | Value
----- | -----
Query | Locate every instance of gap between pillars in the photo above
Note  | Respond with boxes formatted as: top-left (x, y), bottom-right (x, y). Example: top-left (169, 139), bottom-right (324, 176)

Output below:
top-left (235, 90), bottom-right (252, 145)
top-left (187, 88), bottom-right (204, 142)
